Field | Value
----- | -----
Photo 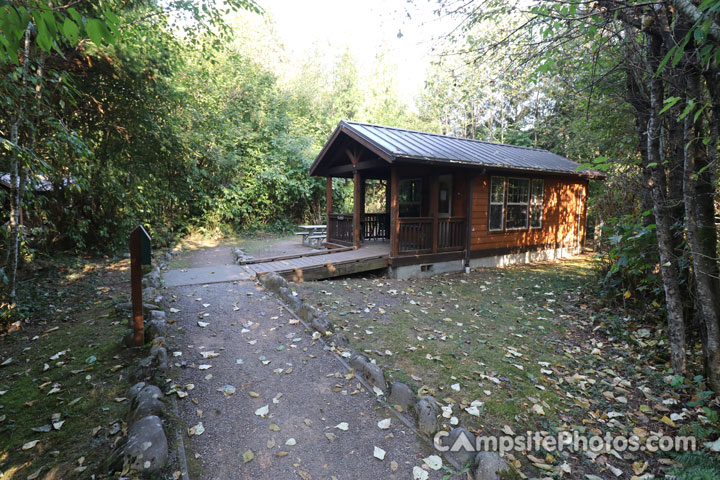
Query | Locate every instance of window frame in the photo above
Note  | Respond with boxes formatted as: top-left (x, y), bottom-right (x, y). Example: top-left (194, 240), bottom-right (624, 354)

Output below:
top-left (505, 177), bottom-right (530, 230)
top-left (530, 178), bottom-right (544, 229)
top-left (487, 175), bottom-right (545, 232)
top-left (488, 176), bottom-right (505, 232)
top-left (399, 178), bottom-right (423, 218)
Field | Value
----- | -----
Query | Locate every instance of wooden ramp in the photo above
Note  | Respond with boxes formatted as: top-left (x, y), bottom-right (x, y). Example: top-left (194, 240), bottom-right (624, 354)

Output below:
top-left (242, 244), bottom-right (390, 281)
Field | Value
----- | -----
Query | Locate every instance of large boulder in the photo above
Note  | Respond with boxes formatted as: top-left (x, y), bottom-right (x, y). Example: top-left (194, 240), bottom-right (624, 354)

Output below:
top-left (414, 397), bottom-right (439, 435)
top-left (106, 415), bottom-right (168, 475)
top-left (474, 452), bottom-right (510, 480)
top-left (310, 311), bottom-right (332, 334)
top-left (442, 427), bottom-right (477, 468)
top-left (129, 385), bottom-right (166, 423)
top-left (329, 332), bottom-right (350, 349)
top-left (144, 318), bottom-right (167, 343)
top-left (388, 382), bottom-right (416, 413)
top-left (296, 303), bottom-right (315, 322)
top-left (261, 273), bottom-right (287, 292)
top-left (349, 354), bottom-right (386, 393)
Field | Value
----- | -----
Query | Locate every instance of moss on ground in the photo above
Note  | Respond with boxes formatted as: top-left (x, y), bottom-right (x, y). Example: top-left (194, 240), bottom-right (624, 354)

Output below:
top-left (0, 258), bottom-right (143, 479)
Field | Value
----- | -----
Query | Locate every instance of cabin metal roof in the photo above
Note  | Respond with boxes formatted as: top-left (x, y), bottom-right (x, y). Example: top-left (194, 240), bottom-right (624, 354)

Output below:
top-left (310, 121), bottom-right (604, 179)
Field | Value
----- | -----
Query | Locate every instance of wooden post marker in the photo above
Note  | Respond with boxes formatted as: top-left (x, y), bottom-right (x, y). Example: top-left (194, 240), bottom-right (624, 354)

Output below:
top-left (130, 226), bottom-right (152, 347)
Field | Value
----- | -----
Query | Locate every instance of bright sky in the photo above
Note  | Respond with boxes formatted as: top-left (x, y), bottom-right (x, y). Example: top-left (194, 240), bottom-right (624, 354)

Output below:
top-left (260, 0), bottom-right (456, 106)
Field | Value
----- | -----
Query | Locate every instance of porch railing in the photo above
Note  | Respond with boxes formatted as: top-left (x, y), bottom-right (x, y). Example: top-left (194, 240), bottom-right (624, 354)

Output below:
top-left (328, 213), bottom-right (353, 245)
top-left (438, 217), bottom-right (466, 251)
top-left (363, 213), bottom-right (390, 241)
top-left (398, 217), bottom-right (433, 254)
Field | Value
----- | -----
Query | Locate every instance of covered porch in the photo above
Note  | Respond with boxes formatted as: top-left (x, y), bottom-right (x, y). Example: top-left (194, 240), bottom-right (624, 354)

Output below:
top-left (318, 146), bottom-right (469, 260)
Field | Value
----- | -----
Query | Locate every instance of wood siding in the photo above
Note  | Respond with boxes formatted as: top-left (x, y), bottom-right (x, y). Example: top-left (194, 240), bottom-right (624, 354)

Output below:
top-left (470, 174), bottom-right (587, 252)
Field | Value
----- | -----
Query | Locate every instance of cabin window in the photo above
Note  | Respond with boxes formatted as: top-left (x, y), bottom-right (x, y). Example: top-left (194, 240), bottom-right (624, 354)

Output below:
top-left (530, 179), bottom-right (544, 228)
top-left (399, 178), bottom-right (422, 217)
top-left (438, 174), bottom-right (452, 217)
top-left (506, 178), bottom-right (530, 229)
top-left (489, 176), bottom-right (505, 231)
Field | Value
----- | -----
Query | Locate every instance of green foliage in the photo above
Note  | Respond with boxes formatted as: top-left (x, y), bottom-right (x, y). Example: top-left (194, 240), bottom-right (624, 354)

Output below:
top-left (671, 453), bottom-right (720, 480)
top-left (598, 216), bottom-right (662, 304)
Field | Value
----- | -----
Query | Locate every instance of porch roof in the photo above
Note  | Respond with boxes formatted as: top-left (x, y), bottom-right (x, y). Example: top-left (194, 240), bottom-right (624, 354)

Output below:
top-left (310, 120), bottom-right (605, 179)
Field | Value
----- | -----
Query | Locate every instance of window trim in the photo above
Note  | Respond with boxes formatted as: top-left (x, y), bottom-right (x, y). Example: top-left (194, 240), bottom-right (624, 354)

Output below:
top-left (488, 176), bottom-right (505, 232)
top-left (530, 178), bottom-right (544, 229)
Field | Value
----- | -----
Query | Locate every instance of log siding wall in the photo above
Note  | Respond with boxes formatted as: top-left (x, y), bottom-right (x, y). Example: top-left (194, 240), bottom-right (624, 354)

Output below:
top-left (470, 174), bottom-right (587, 252)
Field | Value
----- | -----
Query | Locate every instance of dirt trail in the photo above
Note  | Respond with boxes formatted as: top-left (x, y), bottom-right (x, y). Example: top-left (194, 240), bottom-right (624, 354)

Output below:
top-left (166, 247), bottom-right (448, 480)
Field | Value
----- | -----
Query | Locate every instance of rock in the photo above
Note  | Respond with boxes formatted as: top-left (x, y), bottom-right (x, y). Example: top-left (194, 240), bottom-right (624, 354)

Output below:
top-left (116, 302), bottom-right (132, 312)
top-left (474, 452), bottom-right (510, 480)
top-left (129, 385), bottom-right (166, 423)
top-left (285, 295), bottom-right (303, 311)
top-left (131, 346), bottom-right (167, 382)
top-left (149, 310), bottom-right (166, 321)
top-left (414, 398), bottom-right (439, 435)
top-left (310, 312), bottom-right (332, 334)
top-left (122, 330), bottom-right (136, 348)
top-left (164, 252), bottom-right (172, 261)
top-left (388, 382), bottom-right (416, 412)
top-left (143, 303), bottom-right (161, 311)
top-left (329, 332), bottom-right (350, 349)
top-left (142, 287), bottom-right (157, 299)
top-left (278, 287), bottom-right (302, 309)
top-left (129, 382), bottom-right (147, 401)
top-left (106, 415), bottom-right (168, 475)
top-left (443, 427), bottom-right (477, 467)
top-left (261, 273), bottom-right (287, 292)
top-left (145, 318), bottom-right (166, 343)
top-left (149, 344), bottom-right (168, 370)
top-left (296, 303), bottom-right (315, 322)
top-left (349, 355), bottom-right (386, 392)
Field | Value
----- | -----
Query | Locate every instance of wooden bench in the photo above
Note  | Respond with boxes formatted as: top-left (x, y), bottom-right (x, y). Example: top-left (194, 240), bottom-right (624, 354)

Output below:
top-left (307, 234), bottom-right (326, 248)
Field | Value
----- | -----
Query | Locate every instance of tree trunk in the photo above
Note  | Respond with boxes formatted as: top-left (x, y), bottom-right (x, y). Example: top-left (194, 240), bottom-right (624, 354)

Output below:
top-left (685, 70), bottom-right (720, 393)
top-left (5, 25), bottom-right (32, 304)
top-left (646, 32), bottom-right (687, 375)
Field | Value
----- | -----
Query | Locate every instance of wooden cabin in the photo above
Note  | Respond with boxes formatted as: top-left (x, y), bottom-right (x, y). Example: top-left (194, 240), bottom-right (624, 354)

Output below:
top-left (310, 121), bottom-right (604, 279)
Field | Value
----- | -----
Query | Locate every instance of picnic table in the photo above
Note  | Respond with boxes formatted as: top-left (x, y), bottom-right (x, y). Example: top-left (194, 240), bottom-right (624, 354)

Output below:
top-left (295, 224), bottom-right (327, 248)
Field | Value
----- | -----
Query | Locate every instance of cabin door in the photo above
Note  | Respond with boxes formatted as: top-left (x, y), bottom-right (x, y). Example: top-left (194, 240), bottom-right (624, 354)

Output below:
top-left (438, 174), bottom-right (452, 218)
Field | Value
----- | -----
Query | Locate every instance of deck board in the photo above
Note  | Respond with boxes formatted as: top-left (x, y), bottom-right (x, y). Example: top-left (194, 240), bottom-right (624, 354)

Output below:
top-left (248, 243), bottom-right (390, 280)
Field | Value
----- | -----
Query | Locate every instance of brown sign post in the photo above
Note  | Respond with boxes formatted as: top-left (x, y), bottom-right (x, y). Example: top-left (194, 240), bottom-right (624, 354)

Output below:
top-left (130, 226), bottom-right (152, 347)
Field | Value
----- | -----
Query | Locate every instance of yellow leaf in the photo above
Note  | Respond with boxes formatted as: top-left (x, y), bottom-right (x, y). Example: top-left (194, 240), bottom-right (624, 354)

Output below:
top-left (660, 415), bottom-right (675, 427)
top-left (624, 290), bottom-right (632, 299)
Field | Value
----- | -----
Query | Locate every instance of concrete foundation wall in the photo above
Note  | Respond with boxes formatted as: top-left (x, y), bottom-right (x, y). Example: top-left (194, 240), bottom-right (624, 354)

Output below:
top-left (388, 246), bottom-right (580, 280)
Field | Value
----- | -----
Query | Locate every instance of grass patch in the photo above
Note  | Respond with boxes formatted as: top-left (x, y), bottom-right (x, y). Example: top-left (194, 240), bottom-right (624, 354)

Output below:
top-left (0, 257), bottom-right (143, 479)
top-left (296, 258), bottom-right (595, 434)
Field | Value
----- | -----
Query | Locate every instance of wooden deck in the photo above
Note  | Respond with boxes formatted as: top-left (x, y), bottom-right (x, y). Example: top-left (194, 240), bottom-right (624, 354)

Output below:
top-left (243, 243), bottom-right (390, 281)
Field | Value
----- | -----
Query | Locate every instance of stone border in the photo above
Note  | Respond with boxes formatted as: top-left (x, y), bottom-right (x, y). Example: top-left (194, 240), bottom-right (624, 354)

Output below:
top-left (110, 260), bottom-right (176, 478)
top-left (257, 272), bottom-right (512, 479)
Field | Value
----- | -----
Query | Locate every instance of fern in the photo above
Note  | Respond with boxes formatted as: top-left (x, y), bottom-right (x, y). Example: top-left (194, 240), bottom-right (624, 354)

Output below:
top-left (671, 452), bottom-right (720, 480)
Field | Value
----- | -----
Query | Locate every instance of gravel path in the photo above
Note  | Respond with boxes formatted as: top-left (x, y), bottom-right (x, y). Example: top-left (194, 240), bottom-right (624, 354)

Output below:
top-left (168, 277), bottom-right (448, 479)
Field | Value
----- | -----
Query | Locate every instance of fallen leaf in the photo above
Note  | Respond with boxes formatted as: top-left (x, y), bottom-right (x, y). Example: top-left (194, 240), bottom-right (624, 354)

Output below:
top-left (377, 418), bottom-right (391, 429)
top-left (188, 422), bottom-right (205, 436)
top-left (412, 466), bottom-right (429, 480)
top-left (335, 422), bottom-right (349, 431)
top-left (423, 455), bottom-right (443, 470)
top-left (373, 446), bottom-right (386, 460)
top-left (243, 450), bottom-right (254, 463)
top-left (255, 405), bottom-right (269, 418)
top-left (22, 440), bottom-right (39, 450)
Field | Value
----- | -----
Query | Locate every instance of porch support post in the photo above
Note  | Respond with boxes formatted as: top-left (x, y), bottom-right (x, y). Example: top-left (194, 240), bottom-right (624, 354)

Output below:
top-left (390, 167), bottom-right (399, 257)
top-left (353, 171), bottom-right (362, 249)
top-left (465, 173), bottom-right (476, 269)
top-left (430, 174), bottom-right (439, 254)
top-left (326, 177), bottom-right (332, 241)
